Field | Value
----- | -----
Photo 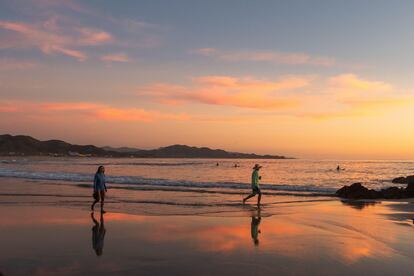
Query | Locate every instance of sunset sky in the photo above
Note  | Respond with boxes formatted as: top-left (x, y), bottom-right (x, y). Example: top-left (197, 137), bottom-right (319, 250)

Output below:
top-left (1, 0), bottom-right (414, 159)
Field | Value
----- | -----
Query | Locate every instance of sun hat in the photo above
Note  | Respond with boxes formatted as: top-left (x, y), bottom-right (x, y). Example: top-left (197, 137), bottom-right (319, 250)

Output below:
top-left (253, 164), bottom-right (262, 170)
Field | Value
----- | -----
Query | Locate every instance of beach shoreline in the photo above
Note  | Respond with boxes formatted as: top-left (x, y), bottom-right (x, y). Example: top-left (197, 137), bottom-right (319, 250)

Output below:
top-left (2, 179), bottom-right (414, 275)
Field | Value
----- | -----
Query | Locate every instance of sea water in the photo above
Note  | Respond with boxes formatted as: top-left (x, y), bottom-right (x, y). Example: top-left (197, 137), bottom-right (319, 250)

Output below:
top-left (0, 157), bottom-right (412, 195)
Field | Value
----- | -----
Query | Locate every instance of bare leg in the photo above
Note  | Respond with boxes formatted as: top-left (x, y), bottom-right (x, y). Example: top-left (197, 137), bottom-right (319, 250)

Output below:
top-left (257, 193), bottom-right (262, 206)
top-left (243, 193), bottom-right (256, 204)
top-left (100, 190), bottom-right (106, 213)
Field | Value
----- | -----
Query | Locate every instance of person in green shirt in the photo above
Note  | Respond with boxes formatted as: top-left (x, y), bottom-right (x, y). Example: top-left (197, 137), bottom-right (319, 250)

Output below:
top-left (243, 164), bottom-right (262, 206)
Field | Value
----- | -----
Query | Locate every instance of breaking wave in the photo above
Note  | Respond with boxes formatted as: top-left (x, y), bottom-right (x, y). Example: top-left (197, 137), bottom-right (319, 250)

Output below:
top-left (0, 168), bottom-right (336, 194)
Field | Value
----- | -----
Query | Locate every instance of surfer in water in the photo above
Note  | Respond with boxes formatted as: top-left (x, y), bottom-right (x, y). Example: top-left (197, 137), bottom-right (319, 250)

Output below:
top-left (243, 164), bottom-right (262, 206)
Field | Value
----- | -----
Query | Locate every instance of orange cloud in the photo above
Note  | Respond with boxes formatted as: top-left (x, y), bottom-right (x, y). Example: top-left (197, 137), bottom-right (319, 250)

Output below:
top-left (299, 97), bottom-right (412, 120)
top-left (40, 102), bottom-right (98, 111)
top-left (329, 74), bottom-right (392, 93)
top-left (0, 100), bottom-right (189, 122)
top-left (297, 74), bottom-right (411, 119)
top-left (140, 75), bottom-right (312, 110)
top-left (94, 107), bottom-right (189, 121)
top-left (193, 48), bottom-right (335, 66)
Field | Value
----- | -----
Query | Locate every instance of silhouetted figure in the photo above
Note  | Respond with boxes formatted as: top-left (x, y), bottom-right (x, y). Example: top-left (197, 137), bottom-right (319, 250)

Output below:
top-left (91, 165), bottom-right (107, 213)
top-left (91, 212), bottom-right (106, 256)
top-left (336, 165), bottom-right (340, 171)
top-left (251, 209), bottom-right (261, 246)
top-left (216, 162), bottom-right (219, 166)
top-left (234, 163), bottom-right (239, 168)
top-left (243, 164), bottom-right (262, 206)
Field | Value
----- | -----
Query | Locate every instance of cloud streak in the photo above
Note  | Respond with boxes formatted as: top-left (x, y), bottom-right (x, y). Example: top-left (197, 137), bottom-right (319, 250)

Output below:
top-left (0, 101), bottom-right (189, 122)
top-left (140, 73), bottom-right (412, 119)
top-left (0, 19), bottom-right (114, 61)
top-left (140, 75), bottom-right (312, 110)
top-left (329, 74), bottom-right (392, 93)
top-left (0, 58), bottom-right (37, 71)
top-left (193, 48), bottom-right (336, 66)
top-left (101, 52), bottom-right (131, 63)
top-left (0, 0), bottom-right (165, 63)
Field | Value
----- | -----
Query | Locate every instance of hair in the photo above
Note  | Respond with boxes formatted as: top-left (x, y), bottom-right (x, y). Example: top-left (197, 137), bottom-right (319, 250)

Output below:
top-left (96, 166), bottom-right (105, 174)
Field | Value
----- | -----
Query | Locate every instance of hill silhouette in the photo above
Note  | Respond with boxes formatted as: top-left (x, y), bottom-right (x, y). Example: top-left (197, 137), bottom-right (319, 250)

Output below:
top-left (0, 134), bottom-right (289, 159)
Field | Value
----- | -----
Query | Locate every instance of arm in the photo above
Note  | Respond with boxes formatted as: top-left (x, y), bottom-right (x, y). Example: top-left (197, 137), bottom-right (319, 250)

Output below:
top-left (93, 174), bottom-right (98, 191)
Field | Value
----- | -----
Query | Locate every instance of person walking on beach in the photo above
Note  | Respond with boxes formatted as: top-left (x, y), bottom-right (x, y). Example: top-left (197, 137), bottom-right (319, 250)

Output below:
top-left (243, 164), bottom-right (262, 206)
top-left (91, 165), bottom-right (107, 213)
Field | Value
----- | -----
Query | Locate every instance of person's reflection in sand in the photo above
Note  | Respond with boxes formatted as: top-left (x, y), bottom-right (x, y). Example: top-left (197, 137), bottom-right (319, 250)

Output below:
top-left (251, 209), bottom-right (261, 246)
top-left (91, 212), bottom-right (106, 256)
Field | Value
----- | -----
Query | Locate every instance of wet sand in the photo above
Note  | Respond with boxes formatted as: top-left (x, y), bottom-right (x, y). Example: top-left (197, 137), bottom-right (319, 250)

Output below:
top-left (2, 188), bottom-right (414, 275)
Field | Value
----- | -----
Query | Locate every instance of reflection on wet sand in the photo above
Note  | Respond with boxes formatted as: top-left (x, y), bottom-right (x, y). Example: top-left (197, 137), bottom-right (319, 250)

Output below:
top-left (251, 209), bottom-right (261, 246)
top-left (2, 201), bottom-right (414, 275)
top-left (340, 200), bottom-right (379, 210)
top-left (91, 212), bottom-right (106, 256)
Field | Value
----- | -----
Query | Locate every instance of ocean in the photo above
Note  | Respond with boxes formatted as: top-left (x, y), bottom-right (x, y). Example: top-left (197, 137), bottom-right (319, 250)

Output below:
top-left (0, 157), bottom-right (412, 195)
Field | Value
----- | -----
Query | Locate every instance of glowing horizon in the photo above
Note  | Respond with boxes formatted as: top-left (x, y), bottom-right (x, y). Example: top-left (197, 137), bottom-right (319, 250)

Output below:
top-left (1, 1), bottom-right (414, 159)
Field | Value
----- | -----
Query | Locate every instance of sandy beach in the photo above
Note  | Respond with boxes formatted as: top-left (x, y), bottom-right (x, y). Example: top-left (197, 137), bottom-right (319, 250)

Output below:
top-left (3, 0), bottom-right (414, 274)
top-left (2, 177), bottom-right (414, 275)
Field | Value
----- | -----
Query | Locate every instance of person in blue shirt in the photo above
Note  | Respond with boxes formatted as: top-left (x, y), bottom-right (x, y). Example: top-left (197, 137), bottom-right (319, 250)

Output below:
top-left (91, 165), bottom-right (107, 213)
top-left (243, 164), bottom-right (262, 206)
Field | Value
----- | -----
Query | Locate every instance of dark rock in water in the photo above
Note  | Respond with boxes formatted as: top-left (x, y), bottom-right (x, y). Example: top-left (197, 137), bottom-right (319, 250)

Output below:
top-left (392, 175), bottom-right (414, 184)
top-left (381, 186), bottom-right (404, 199)
top-left (336, 182), bottom-right (411, 199)
top-left (392, 176), bottom-right (407, 184)
top-left (335, 183), bottom-right (380, 199)
top-left (407, 175), bottom-right (414, 183)
top-left (405, 176), bottom-right (414, 197)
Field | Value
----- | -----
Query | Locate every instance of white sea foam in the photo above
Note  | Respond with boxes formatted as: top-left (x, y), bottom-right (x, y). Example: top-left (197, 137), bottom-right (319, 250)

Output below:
top-left (0, 168), bottom-right (336, 193)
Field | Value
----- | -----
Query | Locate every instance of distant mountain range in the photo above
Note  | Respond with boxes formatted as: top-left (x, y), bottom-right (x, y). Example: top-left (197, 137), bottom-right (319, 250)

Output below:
top-left (102, 146), bottom-right (142, 153)
top-left (0, 134), bottom-right (289, 159)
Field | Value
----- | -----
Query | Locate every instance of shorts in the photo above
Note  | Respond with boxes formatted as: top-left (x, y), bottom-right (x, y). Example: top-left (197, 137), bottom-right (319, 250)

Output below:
top-left (252, 186), bottom-right (261, 195)
top-left (95, 185), bottom-right (106, 191)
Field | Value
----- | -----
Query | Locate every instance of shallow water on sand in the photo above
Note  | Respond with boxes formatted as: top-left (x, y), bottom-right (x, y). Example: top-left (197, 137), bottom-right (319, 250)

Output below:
top-left (1, 200), bottom-right (414, 275)
top-left (2, 163), bottom-right (414, 275)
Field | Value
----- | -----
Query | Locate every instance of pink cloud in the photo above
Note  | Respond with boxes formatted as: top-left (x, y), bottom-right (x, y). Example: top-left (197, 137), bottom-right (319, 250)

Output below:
top-left (0, 58), bottom-right (37, 71)
top-left (101, 52), bottom-right (131, 63)
top-left (193, 48), bottom-right (336, 66)
top-left (76, 27), bottom-right (112, 45)
top-left (0, 18), bottom-right (113, 61)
